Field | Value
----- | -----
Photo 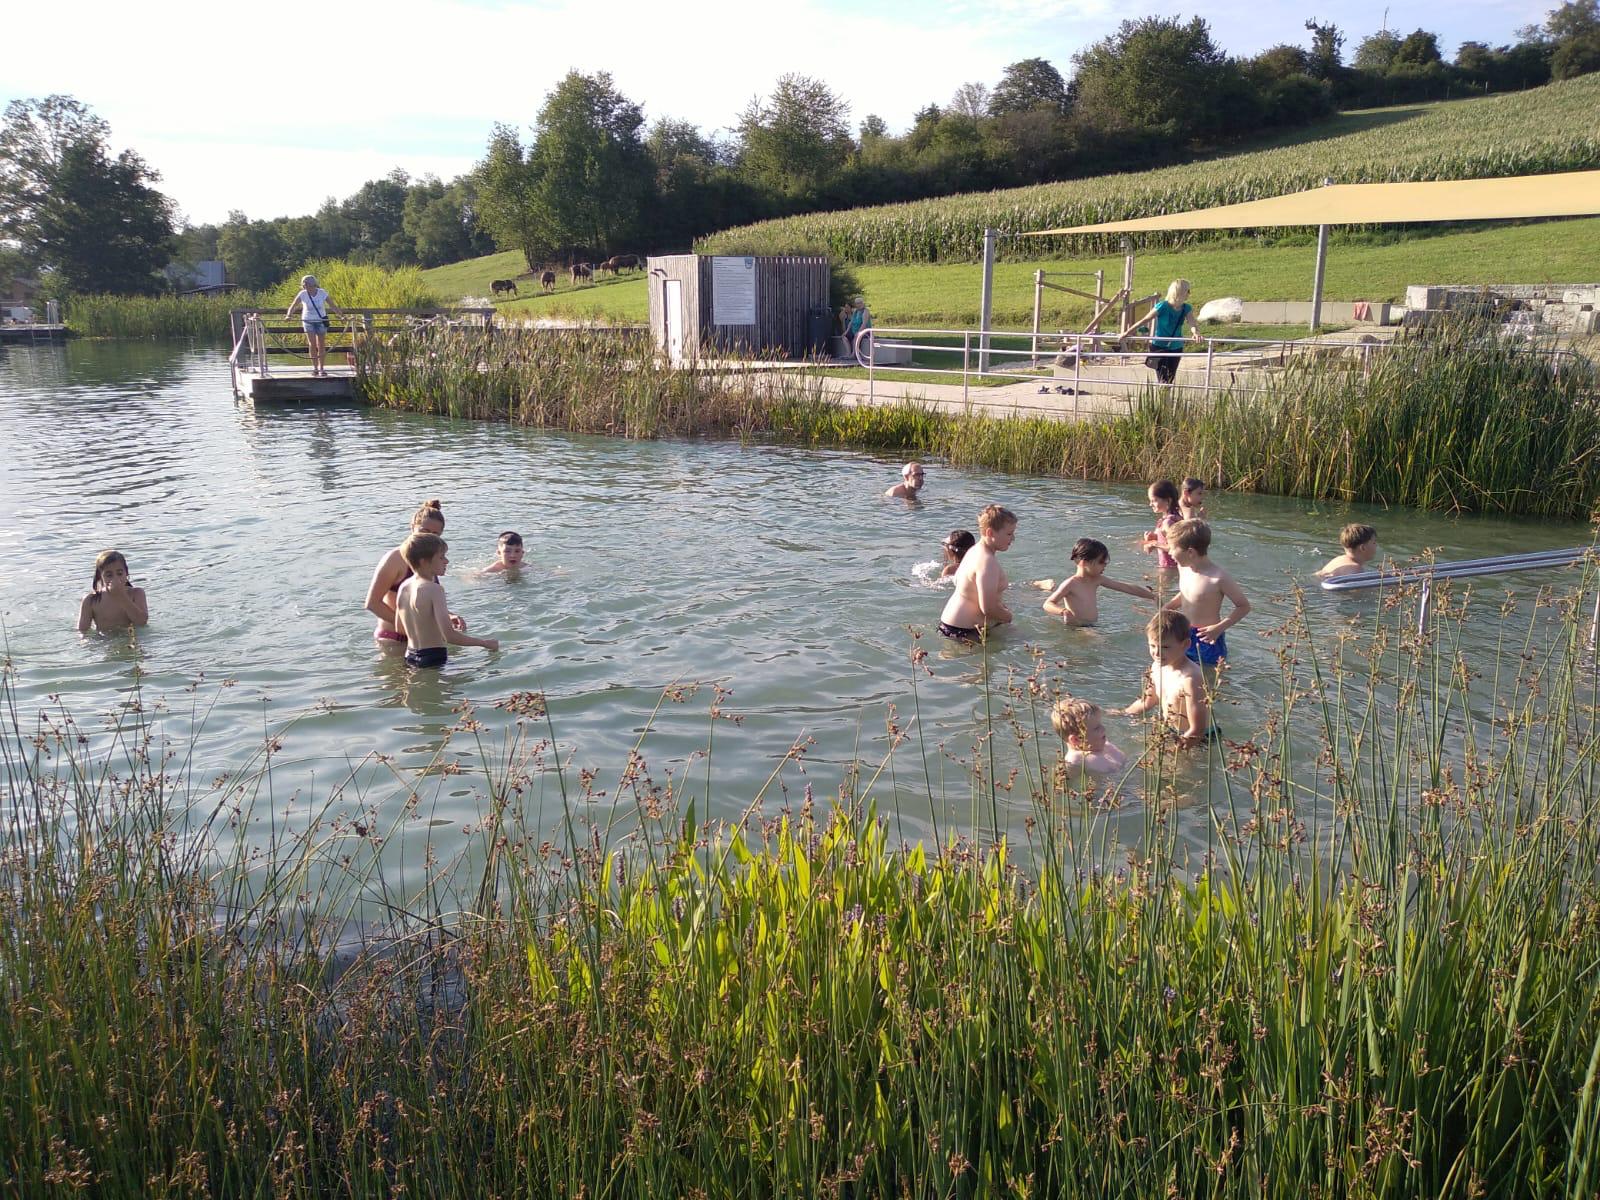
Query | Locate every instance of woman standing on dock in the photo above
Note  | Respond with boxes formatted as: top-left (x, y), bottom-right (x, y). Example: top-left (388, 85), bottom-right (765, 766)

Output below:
top-left (286, 274), bottom-right (339, 377)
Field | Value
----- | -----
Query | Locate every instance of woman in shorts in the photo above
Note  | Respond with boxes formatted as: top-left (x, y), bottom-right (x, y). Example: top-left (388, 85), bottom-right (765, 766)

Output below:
top-left (285, 274), bottom-right (339, 377)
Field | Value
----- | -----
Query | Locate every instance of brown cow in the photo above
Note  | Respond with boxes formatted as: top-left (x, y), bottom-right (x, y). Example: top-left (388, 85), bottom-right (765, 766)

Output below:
top-left (540, 270), bottom-right (556, 292)
top-left (491, 279), bottom-right (517, 296)
top-left (571, 263), bottom-right (592, 284)
top-left (609, 253), bottom-right (640, 273)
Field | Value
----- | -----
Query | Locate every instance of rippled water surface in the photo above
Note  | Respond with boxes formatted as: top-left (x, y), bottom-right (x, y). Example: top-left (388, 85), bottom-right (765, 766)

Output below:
top-left (2, 342), bottom-right (1590, 879)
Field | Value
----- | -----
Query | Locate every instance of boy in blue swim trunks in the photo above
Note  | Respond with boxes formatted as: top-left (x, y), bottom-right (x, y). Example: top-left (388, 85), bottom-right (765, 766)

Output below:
top-left (1163, 519), bottom-right (1250, 667)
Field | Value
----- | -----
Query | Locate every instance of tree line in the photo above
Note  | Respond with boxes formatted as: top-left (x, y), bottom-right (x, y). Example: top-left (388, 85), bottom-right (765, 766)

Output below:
top-left (3, 2), bottom-right (1597, 293)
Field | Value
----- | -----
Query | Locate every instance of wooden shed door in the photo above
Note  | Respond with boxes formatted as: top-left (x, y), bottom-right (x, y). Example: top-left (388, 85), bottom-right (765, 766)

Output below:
top-left (663, 278), bottom-right (684, 365)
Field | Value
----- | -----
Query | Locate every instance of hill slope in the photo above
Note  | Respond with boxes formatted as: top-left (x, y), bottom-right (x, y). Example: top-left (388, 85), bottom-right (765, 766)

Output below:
top-left (696, 76), bottom-right (1600, 264)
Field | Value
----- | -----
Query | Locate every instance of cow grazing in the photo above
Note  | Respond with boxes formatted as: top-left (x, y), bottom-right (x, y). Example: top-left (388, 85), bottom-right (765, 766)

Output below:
top-left (610, 253), bottom-right (641, 273)
top-left (491, 279), bottom-right (517, 296)
top-left (571, 263), bottom-right (593, 284)
top-left (540, 270), bottom-right (556, 292)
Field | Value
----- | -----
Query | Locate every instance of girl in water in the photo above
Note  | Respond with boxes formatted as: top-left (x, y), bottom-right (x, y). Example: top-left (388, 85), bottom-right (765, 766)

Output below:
top-left (939, 529), bottom-right (976, 578)
top-left (77, 550), bottom-right (149, 634)
top-left (365, 499), bottom-right (463, 645)
top-left (1141, 480), bottom-right (1182, 573)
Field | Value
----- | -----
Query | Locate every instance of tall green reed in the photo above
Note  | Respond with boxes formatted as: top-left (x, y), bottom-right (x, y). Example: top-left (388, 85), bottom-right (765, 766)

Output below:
top-left (3, 555), bottom-right (1599, 1197)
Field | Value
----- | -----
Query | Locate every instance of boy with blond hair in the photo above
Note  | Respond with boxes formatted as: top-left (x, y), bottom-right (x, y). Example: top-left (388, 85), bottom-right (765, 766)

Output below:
top-left (394, 532), bottom-right (500, 668)
top-left (1316, 523), bottom-right (1378, 579)
top-left (1121, 611), bottom-right (1213, 747)
top-left (1051, 696), bottom-right (1127, 774)
top-left (1163, 518), bottom-right (1250, 667)
top-left (938, 504), bottom-right (1016, 642)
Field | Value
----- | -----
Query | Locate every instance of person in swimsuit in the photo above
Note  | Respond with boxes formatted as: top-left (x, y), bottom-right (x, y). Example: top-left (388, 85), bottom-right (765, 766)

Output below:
top-left (285, 274), bottom-right (340, 378)
top-left (1121, 610), bottom-right (1214, 748)
top-left (1164, 519), bottom-right (1251, 668)
top-left (885, 462), bottom-right (926, 500)
top-left (1034, 538), bottom-right (1155, 625)
top-left (938, 505), bottom-right (1016, 642)
top-left (393, 533), bottom-right (499, 668)
top-left (1180, 478), bottom-right (1208, 522)
top-left (1141, 480), bottom-right (1182, 574)
top-left (365, 499), bottom-right (464, 647)
top-left (1052, 697), bottom-right (1128, 775)
top-left (1316, 523), bottom-right (1378, 579)
top-left (484, 530), bottom-right (525, 574)
top-left (77, 549), bottom-right (149, 634)
top-left (939, 529), bottom-right (975, 579)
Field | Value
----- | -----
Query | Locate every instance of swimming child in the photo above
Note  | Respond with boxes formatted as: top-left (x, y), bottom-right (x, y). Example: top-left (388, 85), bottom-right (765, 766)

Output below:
top-left (1035, 538), bottom-right (1155, 625)
top-left (885, 462), bottom-right (926, 499)
top-left (1180, 478), bottom-right (1208, 522)
top-left (484, 530), bottom-right (525, 574)
top-left (1164, 519), bottom-right (1251, 667)
top-left (1140, 480), bottom-right (1182, 572)
top-left (938, 505), bottom-right (1017, 642)
top-left (1120, 611), bottom-right (1213, 747)
top-left (77, 550), bottom-right (149, 634)
top-left (1316, 523), bottom-right (1378, 579)
top-left (365, 499), bottom-right (464, 645)
top-left (937, 529), bottom-right (976, 579)
top-left (1051, 696), bottom-right (1128, 774)
top-left (393, 533), bottom-right (499, 668)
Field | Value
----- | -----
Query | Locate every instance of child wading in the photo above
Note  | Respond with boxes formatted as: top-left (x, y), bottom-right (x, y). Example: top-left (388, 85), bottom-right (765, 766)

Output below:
top-left (393, 533), bottom-right (499, 668)
top-left (77, 550), bottom-right (149, 634)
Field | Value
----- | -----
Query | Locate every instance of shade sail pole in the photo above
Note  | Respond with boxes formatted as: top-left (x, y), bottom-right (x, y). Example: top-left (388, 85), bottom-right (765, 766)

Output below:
top-left (979, 227), bottom-right (996, 373)
top-left (1310, 222), bottom-right (1329, 333)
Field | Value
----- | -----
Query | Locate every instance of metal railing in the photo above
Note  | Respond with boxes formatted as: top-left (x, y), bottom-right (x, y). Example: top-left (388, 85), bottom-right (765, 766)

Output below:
top-left (1319, 547), bottom-right (1597, 637)
top-left (835, 325), bottom-right (1583, 412)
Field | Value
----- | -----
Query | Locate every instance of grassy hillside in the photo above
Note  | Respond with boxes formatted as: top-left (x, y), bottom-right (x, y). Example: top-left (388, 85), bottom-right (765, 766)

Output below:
top-left (424, 216), bottom-right (1600, 329)
top-left (697, 75), bottom-right (1600, 264)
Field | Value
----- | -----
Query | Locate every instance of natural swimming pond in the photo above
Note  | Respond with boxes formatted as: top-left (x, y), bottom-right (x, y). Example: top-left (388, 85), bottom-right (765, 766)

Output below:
top-left (1, 341), bottom-right (1593, 885)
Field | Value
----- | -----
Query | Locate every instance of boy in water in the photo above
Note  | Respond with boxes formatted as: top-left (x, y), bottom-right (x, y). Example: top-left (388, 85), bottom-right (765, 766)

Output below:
top-left (885, 462), bottom-right (926, 499)
top-left (1121, 611), bottom-right (1212, 747)
top-left (1316, 523), bottom-right (1378, 579)
top-left (1164, 519), bottom-right (1250, 667)
top-left (1034, 538), bottom-right (1155, 625)
top-left (938, 504), bottom-right (1016, 642)
top-left (1051, 697), bottom-right (1128, 774)
top-left (484, 530), bottom-right (525, 575)
top-left (394, 532), bottom-right (500, 668)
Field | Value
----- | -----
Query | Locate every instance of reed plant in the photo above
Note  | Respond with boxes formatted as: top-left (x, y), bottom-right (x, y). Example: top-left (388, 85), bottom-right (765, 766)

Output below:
top-left (268, 258), bottom-right (442, 311)
top-left (62, 290), bottom-right (262, 340)
top-left (3, 551), bottom-right (1599, 1197)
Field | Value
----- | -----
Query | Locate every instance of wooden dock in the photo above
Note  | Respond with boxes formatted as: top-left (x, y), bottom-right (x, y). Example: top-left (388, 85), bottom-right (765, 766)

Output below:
top-left (234, 364), bottom-right (358, 402)
top-left (0, 323), bottom-right (67, 344)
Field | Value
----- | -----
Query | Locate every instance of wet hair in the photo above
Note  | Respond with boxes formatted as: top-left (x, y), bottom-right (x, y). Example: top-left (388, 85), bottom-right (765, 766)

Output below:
top-left (1051, 696), bottom-right (1100, 743)
top-left (498, 530), bottom-right (524, 547)
top-left (1070, 538), bottom-right (1109, 565)
top-left (92, 549), bottom-right (129, 594)
top-left (401, 532), bottom-right (446, 571)
top-left (1181, 477), bottom-right (1205, 497)
top-left (977, 504), bottom-right (1017, 535)
top-left (411, 498), bottom-right (444, 531)
top-left (944, 529), bottom-right (976, 560)
top-left (1148, 609), bottom-right (1192, 644)
top-left (1168, 518), bottom-right (1211, 555)
top-left (1340, 523), bottom-right (1377, 551)
top-left (1166, 279), bottom-right (1191, 304)
top-left (1148, 480), bottom-right (1180, 516)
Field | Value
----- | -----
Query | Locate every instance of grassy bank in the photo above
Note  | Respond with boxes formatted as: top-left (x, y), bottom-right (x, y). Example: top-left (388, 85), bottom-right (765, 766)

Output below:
top-left (5, 562), bottom-right (1599, 1197)
top-left (356, 320), bottom-right (1600, 521)
top-left (698, 75), bottom-right (1600, 263)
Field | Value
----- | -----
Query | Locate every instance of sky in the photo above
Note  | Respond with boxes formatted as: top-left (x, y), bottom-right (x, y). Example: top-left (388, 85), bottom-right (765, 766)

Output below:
top-left (4, 0), bottom-right (1549, 227)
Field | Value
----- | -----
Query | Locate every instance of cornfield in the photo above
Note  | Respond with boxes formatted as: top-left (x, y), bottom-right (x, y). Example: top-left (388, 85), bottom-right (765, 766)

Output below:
top-left (698, 74), bottom-right (1600, 264)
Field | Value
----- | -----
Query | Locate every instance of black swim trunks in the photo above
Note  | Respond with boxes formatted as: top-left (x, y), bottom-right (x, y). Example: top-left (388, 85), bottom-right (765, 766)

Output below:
top-left (938, 621), bottom-right (981, 643)
top-left (404, 646), bottom-right (448, 669)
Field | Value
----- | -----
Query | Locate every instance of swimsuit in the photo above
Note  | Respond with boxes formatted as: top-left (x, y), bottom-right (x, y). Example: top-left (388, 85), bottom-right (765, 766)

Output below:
top-left (375, 627), bottom-right (406, 642)
top-left (1187, 627), bottom-right (1228, 665)
top-left (404, 646), bottom-right (448, 669)
top-left (938, 621), bottom-right (981, 643)
top-left (1152, 513), bottom-right (1179, 570)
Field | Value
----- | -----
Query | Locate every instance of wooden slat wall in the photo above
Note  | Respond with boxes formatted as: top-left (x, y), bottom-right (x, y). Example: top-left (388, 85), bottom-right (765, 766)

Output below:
top-left (648, 255), bottom-right (829, 360)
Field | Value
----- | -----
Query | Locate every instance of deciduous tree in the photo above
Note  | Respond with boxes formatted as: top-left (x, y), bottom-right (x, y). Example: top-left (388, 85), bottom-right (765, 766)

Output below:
top-left (987, 58), bottom-right (1070, 116)
top-left (738, 74), bottom-right (852, 202)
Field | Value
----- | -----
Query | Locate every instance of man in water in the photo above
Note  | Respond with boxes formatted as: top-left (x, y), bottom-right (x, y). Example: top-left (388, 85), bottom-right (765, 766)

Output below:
top-left (938, 505), bottom-right (1016, 642)
top-left (885, 462), bottom-right (926, 499)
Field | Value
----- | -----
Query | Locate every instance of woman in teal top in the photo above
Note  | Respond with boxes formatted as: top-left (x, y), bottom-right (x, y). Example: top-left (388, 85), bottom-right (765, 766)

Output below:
top-left (1136, 279), bottom-right (1200, 384)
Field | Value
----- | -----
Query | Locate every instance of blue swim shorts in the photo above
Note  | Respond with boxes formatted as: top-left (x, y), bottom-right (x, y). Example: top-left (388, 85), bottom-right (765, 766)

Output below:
top-left (1187, 627), bottom-right (1228, 665)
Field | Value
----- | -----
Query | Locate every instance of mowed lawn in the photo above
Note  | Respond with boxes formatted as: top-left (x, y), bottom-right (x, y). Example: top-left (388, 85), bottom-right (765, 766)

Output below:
top-left (422, 216), bottom-right (1600, 330)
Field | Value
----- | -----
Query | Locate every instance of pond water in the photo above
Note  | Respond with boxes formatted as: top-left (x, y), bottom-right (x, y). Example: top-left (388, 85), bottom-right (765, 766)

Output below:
top-left (1, 341), bottom-right (1591, 885)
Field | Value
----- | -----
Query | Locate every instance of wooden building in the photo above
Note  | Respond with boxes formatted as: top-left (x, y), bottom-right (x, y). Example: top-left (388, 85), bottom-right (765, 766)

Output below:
top-left (646, 255), bottom-right (830, 363)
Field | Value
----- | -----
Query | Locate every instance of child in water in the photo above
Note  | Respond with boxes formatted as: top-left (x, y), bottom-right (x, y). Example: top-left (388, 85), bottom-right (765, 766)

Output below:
top-left (393, 533), bottom-right (499, 668)
top-left (1034, 537), bottom-right (1155, 625)
top-left (939, 529), bottom-right (976, 578)
top-left (1052, 697), bottom-right (1127, 775)
top-left (1121, 610), bottom-right (1213, 748)
top-left (77, 550), bottom-right (149, 634)
top-left (484, 531), bottom-right (525, 574)
top-left (1180, 478), bottom-right (1208, 522)
top-left (1316, 523), bottom-right (1378, 578)
top-left (1141, 480), bottom-right (1182, 572)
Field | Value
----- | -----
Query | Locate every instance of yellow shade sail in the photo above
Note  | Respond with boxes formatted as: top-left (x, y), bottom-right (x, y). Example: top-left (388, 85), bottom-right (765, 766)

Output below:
top-left (1024, 170), bottom-right (1600, 235)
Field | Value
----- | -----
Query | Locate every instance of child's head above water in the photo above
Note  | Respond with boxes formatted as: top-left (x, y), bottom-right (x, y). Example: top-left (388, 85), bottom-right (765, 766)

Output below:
top-left (496, 530), bottom-right (525, 568)
top-left (1147, 480), bottom-right (1180, 516)
top-left (1070, 537), bottom-right (1109, 567)
top-left (92, 549), bottom-right (130, 593)
top-left (1340, 523), bottom-right (1378, 560)
top-left (412, 498), bottom-right (445, 534)
top-left (1181, 477), bottom-right (1205, 506)
top-left (1051, 696), bottom-right (1106, 750)
top-left (1147, 609), bottom-right (1192, 659)
top-left (1167, 518), bottom-right (1212, 557)
top-left (401, 531), bottom-right (447, 574)
top-left (942, 529), bottom-right (976, 561)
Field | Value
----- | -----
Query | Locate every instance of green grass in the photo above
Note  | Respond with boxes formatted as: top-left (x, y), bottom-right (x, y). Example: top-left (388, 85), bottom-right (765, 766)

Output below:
top-left (699, 74), bottom-right (1600, 262)
top-left (5, 564), bottom-right (1600, 1197)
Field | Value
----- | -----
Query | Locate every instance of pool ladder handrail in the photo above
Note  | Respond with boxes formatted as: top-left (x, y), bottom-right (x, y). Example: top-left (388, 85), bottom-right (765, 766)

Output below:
top-left (1319, 546), bottom-right (1597, 638)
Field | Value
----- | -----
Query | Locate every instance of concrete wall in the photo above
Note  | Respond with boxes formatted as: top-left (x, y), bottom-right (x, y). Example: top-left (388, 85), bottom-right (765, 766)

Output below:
top-left (1404, 283), bottom-right (1599, 333)
top-left (1237, 300), bottom-right (1393, 326)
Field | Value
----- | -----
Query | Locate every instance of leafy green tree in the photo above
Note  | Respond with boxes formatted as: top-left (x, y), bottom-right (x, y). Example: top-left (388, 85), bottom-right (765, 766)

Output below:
top-left (218, 214), bottom-right (289, 290)
top-left (32, 138), bottom-right (174, 293)
top-left (527, 71), bottom-right (653, 256)
top-left (341, 169), bottom-right (410, 257)
top-left (1252, 44), bottom-right (1311, 80)
top-left (1353, 29), bottom-right (1402, 71)
top-left (738, 74), bottom-right (853, 202)
top-left (404, 177), bottom-right (484, 266)
top-left (1543, 0), bottom-right (1600, 41)
top-left (947, 83), bottom-right (989, 119)
top-left (1072, 17), bottom-right (1238, 143)
top-left (988, 58), bottom-right (1070, 116)
top-left (858, 114), bottom-right (889, 141)
top-left (1552, 28), bottom-right (1600, 75)
top-left (1395, 29), bottom-right (1443, 65)
top-left (474, 124), bottom-right (545, 271)
top-left (1303, 19), bottom-right (1345, 77)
